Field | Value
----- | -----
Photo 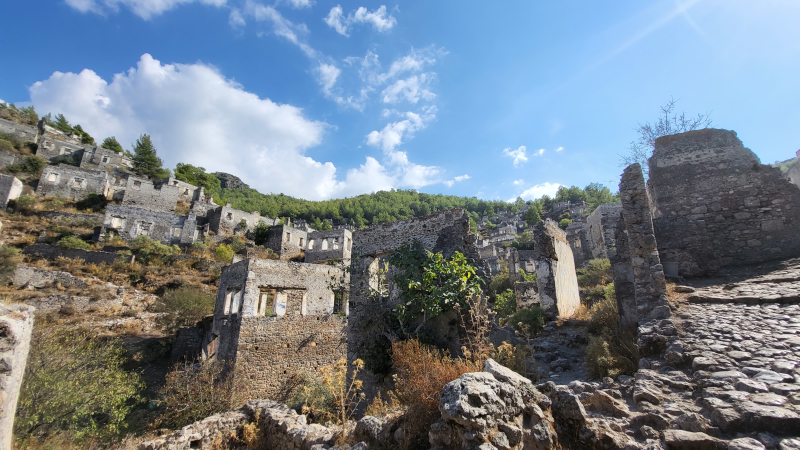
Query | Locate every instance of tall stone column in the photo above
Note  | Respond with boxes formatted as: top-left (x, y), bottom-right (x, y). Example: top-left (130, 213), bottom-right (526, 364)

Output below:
top-left (0, 304), bottom-right (35, 450)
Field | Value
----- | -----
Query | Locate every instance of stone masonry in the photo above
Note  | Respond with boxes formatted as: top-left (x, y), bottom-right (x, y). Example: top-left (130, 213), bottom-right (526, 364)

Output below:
top-left (532, 219), bottom-right (581, 320)
top-left (0, 174), bottom-right (22, 210)
top-left (0, 303), bottom-right (35, 450)
top-left (305, 228), bottom-right (353, 263)
top-left (36, 164), bottom-right (110, 200)
top-left (206, 257), bottom-right (347, 400)
top-left (100, 204), bottom-right (193, 245)
top-left (0, 119), bottom-right (37, 142)
top-left (648, 129), bottom-right (800, 277)
top-left (265, 225), bottom-right (307, 260)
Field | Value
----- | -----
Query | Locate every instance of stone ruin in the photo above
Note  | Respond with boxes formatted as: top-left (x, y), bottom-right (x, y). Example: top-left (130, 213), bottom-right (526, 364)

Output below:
top-left (0, 174), bottom-right (22, 211)
top-left (648, 128), bottom-right (800, 277)
top-left (0, 304), bottom-right (35, 450)
top-left (531, 219), bottom-right (581, 320)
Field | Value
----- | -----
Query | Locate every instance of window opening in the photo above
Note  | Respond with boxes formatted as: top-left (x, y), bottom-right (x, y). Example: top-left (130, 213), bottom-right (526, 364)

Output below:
top-left (47, 173), bottom-right (57, 182)
top-left (321, 239), bottom-right (329, 250)
top-left (226, 212), bottom-right (233, 220)
top-left (258, 288), bottom-right (276, 316)
top-left (308, 239), bottom-right (314, 250)
top-left (299, 237), bottom-right (304, 247)
top-left (71, 178), bottom-right (84, 188)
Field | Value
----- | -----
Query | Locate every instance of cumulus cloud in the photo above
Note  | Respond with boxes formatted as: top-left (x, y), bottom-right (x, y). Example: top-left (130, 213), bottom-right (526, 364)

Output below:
top-left (229, 8), bottom-right (245, 27)
top-left (503, 146), bottom-right (528, 167)
top-left (381, 74), bottom-right (435, 104)
top-left (516, 182), bottom-right (562, 201)
top-left (27, 54), bottom-right (435, 200)
top-left (366, 106), bottom-right (435, 153)
top-left (325, 5), bottom-right (396, 37)
top-left (285, 0), bottom-right (311, 8)
top-left (65, 0), bottom-right (225, 19)
top-left (555, 146), bottom-right (564, 152)
top-left (513, 179), bottom-right (524, 186)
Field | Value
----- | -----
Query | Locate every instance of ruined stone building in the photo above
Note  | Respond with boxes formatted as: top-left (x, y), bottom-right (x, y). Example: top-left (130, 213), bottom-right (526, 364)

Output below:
top-left (648, 129), bottom-right (800, 277)
top-left (566, 203), bottom-right (623, 268)
top-left (204, 257), bottom-right (348, 399)
top-left (529, 219), bottom-right (581, 320)
top-left (37, 164), bottom-right (112, 200)
top-left (207, 203), bottom-right (276, 237)
top-left (0, 118), bottom-right (37, 142)
top-left (0, 174), bottom-right (22, 210)
top-left (99, 204), bottom-right (206, 245)
top-left (305, 229), bottom-right (352, 263)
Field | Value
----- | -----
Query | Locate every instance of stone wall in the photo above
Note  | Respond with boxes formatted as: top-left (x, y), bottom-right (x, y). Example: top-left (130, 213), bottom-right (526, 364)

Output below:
top-left (648, 129), bottom-right (800, 277)
top-left (265, 225), bottom-right (306, 260)
top-left (0, 118), bottom-right (37, 142)
top-left (565, 222), bottom-right (592, 268)
top-left (207, 258), bottom-right (347, 400)
top-left (36, 125), bottom-right (85, 162)
top-left (21, 243), bottom-right (133, 264)
top-left (78, 146), bottom-right (132, 171)
top-left (0, 174), bottom-right (22, 210)
top-left (533, 219), bottom-right (580, 320)
top-left (36, 164), bottom-right (109, 200)
top-left (610, 219), bottom-right (637, 330)
top-left (100, 204), bottom-right (187, 245)
top-left (157, 177), bottom-right (198, 202)
top-left (12, 266), bottom-right (88, 289)
top-left (306, 228), bottom-right (352, 263)
top-left (787, 152), bottom-right (800, 188)
top-left (619, 163), bottom-right (671, 340)
top-left (514, 281), bottom-right (540, 309)
top-left (0, 151), bottom-right (28, 169)
top-left (120, 176), bottom-right (180, 212)
top-left (0, 303), bottom-right (34, 450)
top-left (207, 203), bottom-right (273, 237)
top-left (586, 203), bottom-right (622, 260)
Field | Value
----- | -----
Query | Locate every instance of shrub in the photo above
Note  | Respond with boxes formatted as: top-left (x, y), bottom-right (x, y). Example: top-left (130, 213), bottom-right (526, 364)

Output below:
top-left (508, 307), bottom-right (545, 338)
top-left (156, 287), bottom-right (215, 333)
top-left (494, 289), bottom-right (517, 319)
top-left (0, 139), bottom-right (13, 152)
top-left (291, 358), bottom-right (366, 426)
top-left (361, 335), bottom-right (393, 376)
top-left (14, 194), bottom-right (37, 212)
top-left (577, 258), bottom-right (612, 288)
top-left (584, 296), bottom-right (637, 378)
top-left (228, 236), bottom-right (245, 253)
top-left (49, 155), bottom-right (78, 167)
top-left (487, 264), bottom-right (513, 301)
top-left (253, 221), bottom-right (270, 246)
top-left (392, 339), bottom-right (481, 448)
top-left (56, 235), bottom-right (91, 250)
top-left (214, 244), bottom-right (234, 262)
top-left (15, 327), bottom-right (144, 442)
top-left (75, 193), bottom-right (107, 212)
top-left (0, 245), bottom-right (20, 284)
top-left (7, 156), bottom-right (46, 175)
top-left (152, 361), bottom-right (242, 431)
top-left (559, 218), bottom-right (572, 229)
top-left (129, 236), bottom-right (180, 265)
top-left (494, 341), bottom-right (530, 378)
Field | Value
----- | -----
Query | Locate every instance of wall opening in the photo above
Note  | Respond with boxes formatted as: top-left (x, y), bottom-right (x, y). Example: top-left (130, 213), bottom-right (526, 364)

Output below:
top-left (299, 237), bottom-right (304, 247)
top-left (47, 173), bottom-right (57, 182)
top-left (102, 156), bottom-right (109, 163)
top-left (308, 239), bottom-right (314, 250)
top-left (110, 217), bottom-right (124, 228)
top-left (285, 232), bottom-right (291, 242)
top-left (172, 228), bottom-right (182, 238)
top-left (133, 180), bottom-right (142, 189)
top-left (225, 287), bottom-right (242, 316)
top-left (257, 288), bottom-right (276, 316)
top-left (321, 239), bottom-right (329, 250)
top-left (226, 212), bottom-right (233, 220)
top-left (71, 178), bottom-right (84, 188)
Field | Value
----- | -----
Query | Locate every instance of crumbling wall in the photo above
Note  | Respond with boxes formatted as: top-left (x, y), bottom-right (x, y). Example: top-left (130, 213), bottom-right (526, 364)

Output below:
top-left (514, 281), bottom-right (539, 309)
top-left (0, 119), bottom-right (37, 142)
top-left (35, 124), bottom-right (85, 162)
top-left (586, 203), bottom-right (622, 260)
top-left (265, 225), bottom-right (306, 260)
top-left (21, 243), bottom-right (133, 264)
top-left (36, 164), bottom-right (109, 200)
top-left (208, 203), bottom-right (274, 237)
top-left (565, 222), bottom-right (592, 268)
top-left (305, 228), bottom-right (352, 263)
top-left (120, 176), bottom-right (180, 212)
top-left (787, 152), bottom-right (800, 188)
top-left (0, 174), bottom-right (22, 210)
top-left (648, 129), bottom-right (800, 277)
top-left (207, 258), bottom-right (347, 400)
top-left (610, 220), bottom-right (637, 330)
top-left (100, 204), bottom-right (187, 245)
top-left (533, 219), bottom-right (580, 320)
top-left (0, 303), bottom-right (35, 450)
top-left (619, 164), bottom-right (671, 329)
top-left (78, 146), bottom-right (132, 171)
top-left (0, 151), bottom-right (27, 170)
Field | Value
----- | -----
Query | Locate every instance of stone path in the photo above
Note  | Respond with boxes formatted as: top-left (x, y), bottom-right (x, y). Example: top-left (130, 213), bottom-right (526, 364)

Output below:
top-left (531, 319), bottom-right (590, 382)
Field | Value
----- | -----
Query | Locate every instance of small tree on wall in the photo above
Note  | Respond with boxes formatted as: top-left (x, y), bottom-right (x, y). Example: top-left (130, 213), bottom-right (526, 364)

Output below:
top-left (621, 97), bottom-right (712, 177)
top-left (131, 134), bottom-right (170, 180)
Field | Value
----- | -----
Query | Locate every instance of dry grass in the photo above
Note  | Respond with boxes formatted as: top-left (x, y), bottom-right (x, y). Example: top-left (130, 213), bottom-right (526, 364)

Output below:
top-left (392, 340), bottom-right (481, 449)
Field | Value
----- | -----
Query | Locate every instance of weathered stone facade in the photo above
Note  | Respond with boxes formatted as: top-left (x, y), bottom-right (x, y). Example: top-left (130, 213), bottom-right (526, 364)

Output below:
top-left (265, 225), bottom-right (307, 260)
top-left (120, 175), bottom-right (180, 212)
top-left (78, 146), bottom-right (133, 171)
top-left (35, 123), bottom-right (85, 162)
top-left (0, 303), bottom-right (35, 450)
top-left (36, 164), bottom-right (110, 200)
top-left (648, 129), bottom-right (800, 277)
top-left (0, 174), bottom-right (22, 210)
top-left (586, 203), bottom-right (623, 260)
top-left (99, 204), bottom-right (193, 245)
top-left (305, 228), bottom-right (352, 263)
top-left (207, 202), bottom-right (274, 236)
top-left (0, 118), bottom-right (37, 142)
top-left (533, 219), bottom-right (581, 320)
top-left (206, 257), bottom-right (347, 400)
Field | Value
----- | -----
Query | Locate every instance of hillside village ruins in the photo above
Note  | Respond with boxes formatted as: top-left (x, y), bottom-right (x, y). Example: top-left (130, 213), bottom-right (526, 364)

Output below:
top-left (4, 113), bottom-right (800, 449)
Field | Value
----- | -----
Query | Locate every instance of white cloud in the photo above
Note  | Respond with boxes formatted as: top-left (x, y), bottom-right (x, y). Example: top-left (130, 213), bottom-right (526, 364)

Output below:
top-left (555, 146), bottom-right (564, 152)
top-left (503, 146), bottom-right (528, 167)
top-left (366, 106), bottom-right (435, 153)
top-left (517, 182), bottom-right (562, 201)
top-left (381, 74), bottom-right (435, 104)
top-left (535, 148), bottom-right (545, 156)
top-left (27, 54), bottom-right (429, 200)
top-left (246, 1), bottom-right (316, 57)
top-left (513, 179), bottom-right (524, 186)
top-left (64, 0), bottom-right (225, 19)
top-left (325, 5), bottom-right (396, 37)
top-left (315, 62), bottom-right (340, 96)
top-left (285, 0), bottom-right (311, 8)
top-left (229, 8), bottom-right (245, 27)
top-left (444, 174), bottom-right (470, 187)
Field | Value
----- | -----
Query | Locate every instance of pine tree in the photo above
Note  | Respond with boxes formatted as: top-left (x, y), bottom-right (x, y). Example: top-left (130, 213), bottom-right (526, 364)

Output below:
top-left (131, 134), bottom-right (170, 180)
top-left (101, 137), bottom-right (124, 154)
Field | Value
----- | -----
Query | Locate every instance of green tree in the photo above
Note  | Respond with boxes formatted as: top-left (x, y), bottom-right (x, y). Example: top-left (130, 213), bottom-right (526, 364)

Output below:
top-left (15, 328), bottom-right (143, 442)
top-left (174, 163), bottom-right (221, 191)
top-left (215, 244), bottom-right (234, 262)
top-left (101, 136), bottom-right (124, 154)
top-left (131, 134), bottom-right (170, 180)
top-left (585, 182), bottom-right (619, 212)
top-left (72, 124), bottom-right (95, 146)
top-left (495, 289), bottom-right (517, 319)
top-left (389, 241), bottom-right (483, 328)
top-left (253, 221), bottom-right (270, 246)
top-left (523, 206), bottom-right (541, 227)
top-left (52, 113), bottom-right (73, 134)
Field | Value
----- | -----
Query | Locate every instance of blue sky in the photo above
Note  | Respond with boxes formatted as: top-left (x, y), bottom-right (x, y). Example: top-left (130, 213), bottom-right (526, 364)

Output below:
top-left (1, 0), bottom-right (799, 201)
